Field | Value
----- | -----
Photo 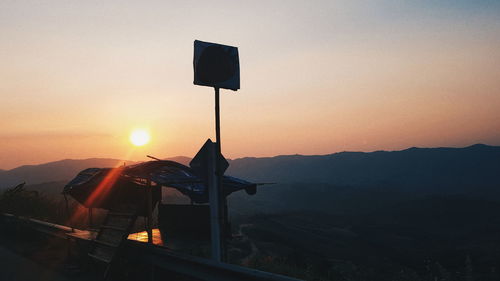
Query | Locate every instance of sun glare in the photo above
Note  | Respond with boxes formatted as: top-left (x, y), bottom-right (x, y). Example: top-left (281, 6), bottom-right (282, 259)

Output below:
top-left (130, 129), bottom-right (150, 146)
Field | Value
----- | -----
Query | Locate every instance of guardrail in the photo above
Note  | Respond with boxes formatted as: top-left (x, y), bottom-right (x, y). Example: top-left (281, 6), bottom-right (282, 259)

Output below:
top-left (1, 213), bottom-right (73, 239)
top-left (0, 213), bottom-right (304, 281)
top-left (126, 240), bottom-right (303, 281)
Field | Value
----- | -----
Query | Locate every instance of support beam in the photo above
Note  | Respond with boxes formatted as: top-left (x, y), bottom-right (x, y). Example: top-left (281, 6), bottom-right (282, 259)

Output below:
top-left (88, 207), bottom-right (93, 229)
top-left (146, 179), bottom-right (153, 244)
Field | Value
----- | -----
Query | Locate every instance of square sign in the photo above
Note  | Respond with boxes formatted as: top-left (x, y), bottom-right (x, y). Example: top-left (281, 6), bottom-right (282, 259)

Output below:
top-left (193, 40), bottom-right (240, 91)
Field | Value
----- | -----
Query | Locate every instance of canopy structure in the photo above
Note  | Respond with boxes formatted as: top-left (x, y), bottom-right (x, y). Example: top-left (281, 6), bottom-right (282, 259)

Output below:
top-left (63, 160), bottom-right (257, 210)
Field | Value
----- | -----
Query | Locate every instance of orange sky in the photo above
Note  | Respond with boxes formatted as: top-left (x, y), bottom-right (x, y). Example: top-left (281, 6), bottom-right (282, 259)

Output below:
top-left (1, 1), bottom-right (500, 169)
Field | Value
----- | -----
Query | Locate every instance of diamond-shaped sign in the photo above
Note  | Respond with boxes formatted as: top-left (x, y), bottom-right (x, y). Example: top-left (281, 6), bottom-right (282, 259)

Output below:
top-left (190, 139), bottom-right (229, 181)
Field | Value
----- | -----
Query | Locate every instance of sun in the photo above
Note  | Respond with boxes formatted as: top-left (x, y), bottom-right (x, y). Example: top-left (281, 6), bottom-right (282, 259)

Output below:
top-left (129, 129), bottom-right (150, 146)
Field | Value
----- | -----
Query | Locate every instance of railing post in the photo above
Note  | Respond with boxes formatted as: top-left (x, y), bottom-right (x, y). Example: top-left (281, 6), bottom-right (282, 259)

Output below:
top-left (146, 179), bottom-right (153, 244)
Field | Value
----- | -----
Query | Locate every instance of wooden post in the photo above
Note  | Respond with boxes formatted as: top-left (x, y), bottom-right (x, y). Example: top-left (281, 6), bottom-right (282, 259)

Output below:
top-left (146, 179), bottom-right (153, 244)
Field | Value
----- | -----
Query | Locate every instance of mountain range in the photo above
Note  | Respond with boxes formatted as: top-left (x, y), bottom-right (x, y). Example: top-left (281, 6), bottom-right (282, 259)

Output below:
top-left (1, 144), bottom-right (499, 194)
top-left (2, 144), bottom-right (500, 280)
top-left (227, 143), bottom-right (500, 192)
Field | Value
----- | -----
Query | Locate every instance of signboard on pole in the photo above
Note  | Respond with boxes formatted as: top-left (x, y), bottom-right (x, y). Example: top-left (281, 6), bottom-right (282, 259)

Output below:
top-left (193, 40), bottom-right (240, 91)
top-left (190, 139), bottom-right (229, 181)
top-left (192, 39), bottom-right (239, 262)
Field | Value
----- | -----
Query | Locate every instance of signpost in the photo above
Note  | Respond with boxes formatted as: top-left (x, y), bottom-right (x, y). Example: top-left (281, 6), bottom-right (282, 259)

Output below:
top-left (193, 40), bottom-right (240, 262)
top-left (190, 139), bottom-right (229, 261)
top-left (190, 139), bottom-right (229, 181)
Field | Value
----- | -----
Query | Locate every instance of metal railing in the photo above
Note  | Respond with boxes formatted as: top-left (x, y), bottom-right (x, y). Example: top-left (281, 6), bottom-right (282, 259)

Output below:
top-left (126, 240), bottom-right (303, 281)
top-left (1, 213), bottom-right (304, 281)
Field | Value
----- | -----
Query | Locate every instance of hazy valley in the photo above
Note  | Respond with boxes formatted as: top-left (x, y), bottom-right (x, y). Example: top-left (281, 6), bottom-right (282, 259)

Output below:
top-left (2, 144), bottom-right (500, 280)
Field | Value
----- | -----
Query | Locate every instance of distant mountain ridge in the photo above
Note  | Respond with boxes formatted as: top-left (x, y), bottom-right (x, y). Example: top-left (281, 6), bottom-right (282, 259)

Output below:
top-left (0, 158), bottom-right (129, 189)
top-left (1, 144), bottom-right (499, 192)
top-left (0, 156), bottom-right (192, 189)
top-left (227, 143), bottom-right (500, 191)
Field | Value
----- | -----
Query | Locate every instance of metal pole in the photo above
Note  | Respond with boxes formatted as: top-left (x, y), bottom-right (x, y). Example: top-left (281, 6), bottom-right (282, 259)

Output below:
top-left (214, 87), bottom-right (227, 261)
top-left (215, 87), bottom-right (221, 152)
top-left (207, 141), bottom-right (222, 261)
top-left (63, 194), bottom-right (74, 232)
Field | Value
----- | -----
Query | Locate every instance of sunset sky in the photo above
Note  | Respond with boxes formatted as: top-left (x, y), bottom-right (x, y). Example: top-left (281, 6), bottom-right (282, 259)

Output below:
top-left (1, 1), bottom-right (500, 169)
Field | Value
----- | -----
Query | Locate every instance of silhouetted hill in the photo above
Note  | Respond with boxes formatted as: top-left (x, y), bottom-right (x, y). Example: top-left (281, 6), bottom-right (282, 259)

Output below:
top-left (0, 157), bottom-right (193, 189)
top-left (162, 156), bottom-right (191, 166)
top-left (227, 144), bottom-right (500, 192)
top-left (0, 158), bottom-right (129, 189)
top-left (2, 144), bottom-right (499, 193)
